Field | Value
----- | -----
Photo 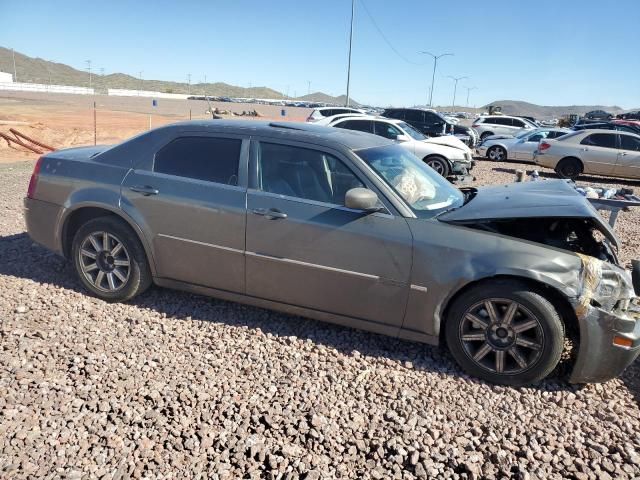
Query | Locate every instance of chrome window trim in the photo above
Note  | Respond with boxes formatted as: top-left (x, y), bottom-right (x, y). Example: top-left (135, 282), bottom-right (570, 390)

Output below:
top-left (246, 251), bottom-right (380, 281)
top-left (247, 188), bottom-right (394, 219)
top-left (157, 234), bottom-right (244, 254)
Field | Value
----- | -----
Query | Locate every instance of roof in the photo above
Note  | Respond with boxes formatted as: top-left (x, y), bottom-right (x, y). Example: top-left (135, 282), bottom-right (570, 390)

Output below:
top-left (156, 119), bottom-right (392, 150)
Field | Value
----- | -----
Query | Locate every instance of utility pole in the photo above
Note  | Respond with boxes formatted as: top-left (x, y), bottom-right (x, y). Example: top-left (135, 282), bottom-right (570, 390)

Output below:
top-left (86, 60), bottom-right (92, 90)
top-left (100, 68), bottom-right (105, 95)
top-left (419, 51), bottom-right (453, 107)
top-left (307, 80), bottom-right (311, 96)
top-left (187, 73), bottom-right (191, 94)
top-left (11, 48), bottom-right (17, 82)
top-left (345, 0), bottom-right (355, 106)
top-left (138, 71), bottom-right (143, 95)
top-left (465, 86), bottom-right (478, 108)
top-left (447, 75), bottom-right (468, 110)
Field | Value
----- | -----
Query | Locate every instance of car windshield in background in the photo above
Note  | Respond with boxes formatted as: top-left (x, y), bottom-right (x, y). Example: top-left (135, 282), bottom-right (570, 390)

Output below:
top-left (356, 144), bottom-right (463, 217)
top-left (516, 130), bottom-right (533, 138)
top-left (398, 122), bottom-right (427, 140)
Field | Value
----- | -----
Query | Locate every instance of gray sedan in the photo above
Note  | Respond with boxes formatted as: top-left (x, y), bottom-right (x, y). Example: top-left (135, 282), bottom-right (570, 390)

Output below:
top-left (477, 128), bottom-right (571, 161)
top-left (24, 120), bottom-right (640, 385)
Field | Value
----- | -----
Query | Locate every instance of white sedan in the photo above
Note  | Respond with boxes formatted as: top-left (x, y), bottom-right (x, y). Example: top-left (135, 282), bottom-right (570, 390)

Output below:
top-left (329, 115), bottom-right (473, 178)
top-left (476, 128), bottom-right (571, 162)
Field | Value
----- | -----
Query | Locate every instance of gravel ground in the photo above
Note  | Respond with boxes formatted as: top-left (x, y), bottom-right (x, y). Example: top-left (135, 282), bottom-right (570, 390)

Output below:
top-left (0, 159), bottom-right (639, 479)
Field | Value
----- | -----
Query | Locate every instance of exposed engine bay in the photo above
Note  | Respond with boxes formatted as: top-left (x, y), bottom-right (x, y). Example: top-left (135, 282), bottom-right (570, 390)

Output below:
top-left (457, 217), bottom-right (618, 265)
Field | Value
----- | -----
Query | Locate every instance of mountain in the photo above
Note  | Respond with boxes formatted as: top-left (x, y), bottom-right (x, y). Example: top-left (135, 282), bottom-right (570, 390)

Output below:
top-left (0, 47), bottom-right (352, 104)
top-left (480, 100), bottom-right (631, 119)
top-left (297, 92), bottom-right (361, 107)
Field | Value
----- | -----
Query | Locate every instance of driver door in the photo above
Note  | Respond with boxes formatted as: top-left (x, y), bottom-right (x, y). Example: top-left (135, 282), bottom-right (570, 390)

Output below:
top-left (245, 139), bottom-right (413, 327)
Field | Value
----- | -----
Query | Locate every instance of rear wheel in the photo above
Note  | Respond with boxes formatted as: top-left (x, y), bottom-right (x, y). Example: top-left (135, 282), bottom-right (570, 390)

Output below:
top-left (487, 145), bottom-right (507, 161)
top-left (555, 157), bottom-right (582, 180)
top-left (445, 280), bottom-right (564, 386)
top-left (72, 216), bottom-right (152, 302)
top-left (425, 156), bottom-right (450, 177)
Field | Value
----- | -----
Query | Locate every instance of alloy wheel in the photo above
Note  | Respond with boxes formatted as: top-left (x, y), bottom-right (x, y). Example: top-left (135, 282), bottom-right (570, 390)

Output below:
top-left (428, 159), bottom-right (445, 175)
top-left (458, 298), bottom-right (544, 375)
top-left (78, 231), bottom-right (131, 292)
top-left (488, 147), bottom-right (505, 161)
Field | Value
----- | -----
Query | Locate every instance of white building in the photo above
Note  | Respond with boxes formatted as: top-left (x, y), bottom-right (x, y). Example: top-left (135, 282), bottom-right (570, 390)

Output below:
top-left (0, 71), bottom-right (14, 83)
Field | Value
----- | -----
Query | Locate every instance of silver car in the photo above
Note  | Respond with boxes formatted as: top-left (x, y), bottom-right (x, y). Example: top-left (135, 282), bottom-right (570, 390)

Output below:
top-left (24, 120), bottom-right (640, 386)
top-left (535, 129), bottom-right (640, 180)
top-left (472, 115), bottom-right (537, 141)
top-left (477, 128), bottom-right (571, 162)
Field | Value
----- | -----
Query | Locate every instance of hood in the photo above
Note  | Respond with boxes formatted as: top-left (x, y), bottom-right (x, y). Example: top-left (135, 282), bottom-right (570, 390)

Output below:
top-left (438, 180), bottom-right (619, 248)
top-left (423, 135), bottom-right (469, 152)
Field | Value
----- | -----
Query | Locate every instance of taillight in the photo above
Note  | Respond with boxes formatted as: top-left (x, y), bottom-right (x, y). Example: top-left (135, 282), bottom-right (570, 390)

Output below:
top-left (27, 156), bottom-right (43, 199)
top-left (539, 142), bottom-right (551, 152)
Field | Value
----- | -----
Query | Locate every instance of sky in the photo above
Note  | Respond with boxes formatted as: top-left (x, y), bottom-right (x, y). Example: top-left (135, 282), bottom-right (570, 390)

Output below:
top-left (1, 0), bottom-right (639, 108)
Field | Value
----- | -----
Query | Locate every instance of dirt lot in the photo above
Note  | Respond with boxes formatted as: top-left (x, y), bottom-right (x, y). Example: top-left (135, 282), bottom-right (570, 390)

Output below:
top-left (0, 141), bottom-right (639, 479)
top-left (0, 92), bottom-right (311, 162)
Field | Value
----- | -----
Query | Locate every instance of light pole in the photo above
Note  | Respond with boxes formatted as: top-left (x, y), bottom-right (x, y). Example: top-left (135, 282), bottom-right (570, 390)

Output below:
top-left (86, 60), bottom-right (92, 90)
top-left (345, 0), bottom-right (355, 106)
top-left (307, 80), bottom-right (311, 96)
top-left (465, 86), bottom-right (477, 108)
top-left (11, 48), bottom-right (17, 82)
top-left (187, 74), bottom-right (191, 95)
top-left (447, 75), bottom-right (468, 110)
top-left (419, 51), bottom-right (453, 107)
top-left (138, 71), bottom-right (143, 95)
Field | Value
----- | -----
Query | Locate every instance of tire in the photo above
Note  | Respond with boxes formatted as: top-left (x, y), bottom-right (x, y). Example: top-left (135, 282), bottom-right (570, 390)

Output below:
top-left (555, 157), bottom-right (582, 180)
top-left (487, 145), bottom-right (507, 162)
top-left (445, 280), bottom-right (564, 386)
top-left (480, 132), bottom-right (493, 141)
top-left (71, 216), bottom-right (152, 302)
top-left (425, 156), bottom-right (450, 177)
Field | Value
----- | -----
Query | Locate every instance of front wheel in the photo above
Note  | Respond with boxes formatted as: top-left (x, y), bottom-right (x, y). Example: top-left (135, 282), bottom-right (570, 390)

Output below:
top-left (72, 216), bottom-right (152, 302)
top-left (425, 156), bottom-right (450, 178)
top-left (445, 281), bottom-right (564, 386)
top-left (487, 145), bottom-right (507, 161)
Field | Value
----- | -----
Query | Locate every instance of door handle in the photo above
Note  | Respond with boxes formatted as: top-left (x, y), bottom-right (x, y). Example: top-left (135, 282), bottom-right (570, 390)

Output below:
top-left (620, 152), bottom-right (628, 156)
top-left (130, 185), bottom-right (159, 196)
top-left (252, 208), bottom-right (287, 220)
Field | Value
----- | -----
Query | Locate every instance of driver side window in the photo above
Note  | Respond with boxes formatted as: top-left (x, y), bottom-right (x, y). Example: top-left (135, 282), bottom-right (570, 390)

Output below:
top-left (374, 122), bottom-right (402, 140)
top-left (257, 142), bottom-right (365, 206)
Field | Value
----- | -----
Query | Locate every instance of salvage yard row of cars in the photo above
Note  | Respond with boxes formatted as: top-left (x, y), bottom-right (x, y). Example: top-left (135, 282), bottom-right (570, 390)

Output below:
top-left (25, 118), bottom-right (640, 386)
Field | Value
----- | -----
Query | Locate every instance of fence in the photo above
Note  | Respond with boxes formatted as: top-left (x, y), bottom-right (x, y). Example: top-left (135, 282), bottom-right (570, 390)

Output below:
top-left (0, 82), bottom-right (94, 95)
top-left (107, 89), bottom-right (191, 100)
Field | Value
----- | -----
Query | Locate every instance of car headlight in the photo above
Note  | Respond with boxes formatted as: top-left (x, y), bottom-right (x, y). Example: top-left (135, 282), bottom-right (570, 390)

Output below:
top-left (577, 254), bottom-right (635, 316)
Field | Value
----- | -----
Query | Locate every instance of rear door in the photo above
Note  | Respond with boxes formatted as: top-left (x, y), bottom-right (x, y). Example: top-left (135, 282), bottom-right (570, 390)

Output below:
top-left (614, 134), bottom-right (640, 179)
top-left (245, 139), bottom-right (413, 326)
top-left (578, 133), bottom-right (618, 176)
top-left (121, 133), bottom-right (248, 292)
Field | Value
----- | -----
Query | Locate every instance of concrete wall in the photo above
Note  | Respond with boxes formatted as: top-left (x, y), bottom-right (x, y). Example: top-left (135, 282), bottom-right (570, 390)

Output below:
top-left (0, 71), bottom-right (13, 83)
top-left (107, 89), bottom-right (190, 100)
top-left (0, 82), bottom-right (94, 95)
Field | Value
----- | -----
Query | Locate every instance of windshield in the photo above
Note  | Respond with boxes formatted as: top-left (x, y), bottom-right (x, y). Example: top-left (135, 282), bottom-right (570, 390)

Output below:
top-left (516, 129), bottom-right (534, 139)
top-left (356, 144), bottom-right (464, 217)
top-left (398, 121), bottom-right (427, 140)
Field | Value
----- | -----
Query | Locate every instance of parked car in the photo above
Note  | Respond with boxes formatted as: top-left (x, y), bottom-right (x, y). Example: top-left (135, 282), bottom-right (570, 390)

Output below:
top-left (618, 111), bottom-right (640, 120)
top-left (472, 115), bottom-right (536, 141)
top-left (314, 112), bottom-right (367, 126)
top-left (535, 129), bottom-right (640, 180)
top-left (382, 107), bottom-right (478, 147)
top-left (584, 110), bottom-right (613, 121)
top-left (516, 116), bottom-right (540, 126)
top-left (612, 119), bottom-right (640, 129)
top-left (477, 128), bottom-right (571, 162)
top-left (306, 107), bottom-right (365, 122)
top-left (25, 120), bottom-right (640, 386)
top-left (573, 121), bottom-right (640, 136)
top-left (329, 115), bottom-right (473, 178)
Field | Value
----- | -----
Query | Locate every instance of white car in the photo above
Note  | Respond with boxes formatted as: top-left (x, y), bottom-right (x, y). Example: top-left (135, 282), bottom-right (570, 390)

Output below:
top-left (472, 115), bottom-right (537, 141)
top-left (476, 128), bottom-right (571, 162)
top-left (314, 112), bottom-right (366, 126)
top-left (329, 115), bottom-right (473, 178)
top-left (306, 107), bottom-right (365, 122)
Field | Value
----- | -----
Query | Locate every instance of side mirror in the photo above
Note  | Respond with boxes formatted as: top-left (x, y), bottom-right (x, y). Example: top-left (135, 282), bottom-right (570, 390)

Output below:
top-left (345, 188), bottom-right (382, 213)
top-left (395, 134), bottom-right (410, 142)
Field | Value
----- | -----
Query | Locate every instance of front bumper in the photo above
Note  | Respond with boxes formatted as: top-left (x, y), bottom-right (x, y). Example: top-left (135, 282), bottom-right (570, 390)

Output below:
top-left (570, 301), bottom-right (640, 383)
top-left (475, 145), bottom-right (488, 158)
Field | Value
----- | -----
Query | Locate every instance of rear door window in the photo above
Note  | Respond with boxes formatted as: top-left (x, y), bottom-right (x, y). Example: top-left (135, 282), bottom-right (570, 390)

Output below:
top-left (154, 136), bottom-right (241, 185)
top-left (581, 133), bottom-right (617, 149)
top-left (405, 110), bottom-right (425, 122)
top-left (386, 110), bottom-right (404, 120)
top-left (335, 120), bottom-right (373, 133)
top-left (512, 119), bottom-right (526, 128)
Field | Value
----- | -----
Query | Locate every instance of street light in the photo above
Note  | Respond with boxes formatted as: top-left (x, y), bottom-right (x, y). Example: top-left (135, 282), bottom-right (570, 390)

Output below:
top-left (345, 0), bottom-right (355, 106)
top-left (419, 51), bottom-right (453, 107)
top-left (465, 86), bottom-right (478, 108)
top-left (447, 75), bottom-right (468, 110)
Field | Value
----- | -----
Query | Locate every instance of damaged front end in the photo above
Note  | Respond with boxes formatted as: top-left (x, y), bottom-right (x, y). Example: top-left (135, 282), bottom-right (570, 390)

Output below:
top-left (437, 180), bottom-right (640, 382)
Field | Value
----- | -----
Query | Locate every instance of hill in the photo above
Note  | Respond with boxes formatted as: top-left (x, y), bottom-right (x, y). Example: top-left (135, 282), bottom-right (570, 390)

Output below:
top-left (480, 100), bottom-right (631, 119)
top-left (0, 47), bottom-right (352, 104)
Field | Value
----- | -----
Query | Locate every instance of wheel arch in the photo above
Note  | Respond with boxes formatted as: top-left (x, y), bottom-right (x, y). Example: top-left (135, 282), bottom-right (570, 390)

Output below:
top-left (557, 156), bottom-right (584, 171)
top-left (423, 153), bottom-right (452, 167)
top-left (438, 274), bottom-right (579, 346)
top-left (60, 204), bottom-right (157, 275)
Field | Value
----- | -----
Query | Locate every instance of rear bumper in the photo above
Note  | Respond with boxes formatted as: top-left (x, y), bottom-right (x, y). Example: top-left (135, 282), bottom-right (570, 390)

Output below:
top-left (570, 302), bottom-right (640, 383)
top-left (24, 197), bottom-right (63, 255)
